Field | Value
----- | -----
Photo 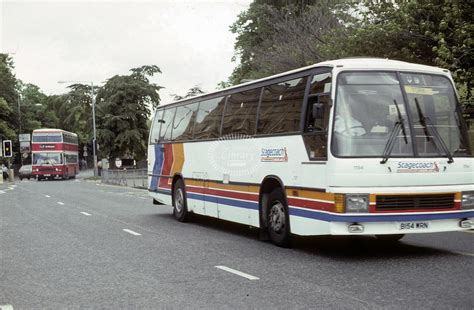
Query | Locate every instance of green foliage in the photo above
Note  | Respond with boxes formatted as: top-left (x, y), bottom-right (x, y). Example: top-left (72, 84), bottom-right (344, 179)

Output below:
top-left (96, 65), bottom-right (162, 162)
top-left (322, 0), bottom-right (473, 98)
top-left (227, 1), bottom-right (473, 99)
top-left (228, 0), bottom-right (344, 85)
top-left (0, 97), bottom-right (15, 140)
top-left (0, 54), bottom-right (17, 140)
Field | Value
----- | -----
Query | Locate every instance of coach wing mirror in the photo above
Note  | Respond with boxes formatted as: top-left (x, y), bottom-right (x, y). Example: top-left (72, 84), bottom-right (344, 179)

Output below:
top-left (312, 103), bottom-right (325, 120)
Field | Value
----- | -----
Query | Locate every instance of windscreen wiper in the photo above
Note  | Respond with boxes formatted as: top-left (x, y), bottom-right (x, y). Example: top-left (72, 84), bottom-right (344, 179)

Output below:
top-left (414, 98), bottom-right (454, 163)
top-left (380, 100), bottom-right (408, 164)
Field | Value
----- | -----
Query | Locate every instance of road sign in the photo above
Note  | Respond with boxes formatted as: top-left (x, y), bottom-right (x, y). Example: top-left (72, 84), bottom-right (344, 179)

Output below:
top-left (19, 133), bottom-right (31, 142)
top-left (20, 141), bottom-right (30, 153)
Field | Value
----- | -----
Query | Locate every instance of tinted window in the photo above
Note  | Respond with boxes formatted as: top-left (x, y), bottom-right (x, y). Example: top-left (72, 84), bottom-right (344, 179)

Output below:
top-left (222, 88), bottom-right (261, 136)
top-left (194, 97), bottom-right (226, 140)
top-left (159, 108), bottom-right (176, 142)
top-left (172, 103), bottom-right (199, 141)
top-left (257, 77), bottom-right (307, 134)
top-left (150, 109), bottom-right (164, 144)
top-left (32, 134), bottom-right (62, 142)
top-left (63, 133), bottom-right (78, 144)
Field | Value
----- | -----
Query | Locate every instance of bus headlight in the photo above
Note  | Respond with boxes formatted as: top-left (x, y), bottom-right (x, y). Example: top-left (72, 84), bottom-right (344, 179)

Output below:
top-left (345, 194), bottom-right (369, 213)
top-left (461, 191), bottom-right (474, 210)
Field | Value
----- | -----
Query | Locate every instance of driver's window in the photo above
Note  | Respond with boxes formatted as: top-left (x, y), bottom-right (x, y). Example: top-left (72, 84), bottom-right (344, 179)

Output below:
top-left (303, 70), bottom-right (332, 160)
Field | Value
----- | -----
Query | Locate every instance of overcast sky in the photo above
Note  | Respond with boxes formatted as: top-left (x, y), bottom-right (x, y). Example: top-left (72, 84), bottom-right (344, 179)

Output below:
top-left (0, 0), bottom-right (251, 104)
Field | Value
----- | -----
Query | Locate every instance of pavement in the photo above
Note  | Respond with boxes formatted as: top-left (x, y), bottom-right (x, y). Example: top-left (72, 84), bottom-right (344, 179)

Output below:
top-left (0, 178), bottom-right (473, 309)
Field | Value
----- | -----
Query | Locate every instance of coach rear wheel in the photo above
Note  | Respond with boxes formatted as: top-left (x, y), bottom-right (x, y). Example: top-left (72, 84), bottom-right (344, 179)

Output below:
top-left (173, 179), bottom-right (190, 222)
top-left (266, 189), bottom-right (290, 247)
top-left (375, 234), bottom-right (405, 242)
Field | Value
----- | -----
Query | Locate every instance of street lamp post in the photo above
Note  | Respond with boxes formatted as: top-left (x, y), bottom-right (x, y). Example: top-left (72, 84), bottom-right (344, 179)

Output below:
top-left (58, 80), bottom-right (98, 177)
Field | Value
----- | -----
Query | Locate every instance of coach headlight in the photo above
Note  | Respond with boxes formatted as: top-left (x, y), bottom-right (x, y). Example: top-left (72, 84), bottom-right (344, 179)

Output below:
top-left (461, 191), bottom-right (474, 210)
top-left (345, 194), bottom-right (369, 213)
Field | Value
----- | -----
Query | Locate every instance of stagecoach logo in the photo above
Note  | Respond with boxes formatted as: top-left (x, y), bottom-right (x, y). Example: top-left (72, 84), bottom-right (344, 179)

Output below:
top-left (39, 144), bottom-right (56, 149)
top-left (261, 147), bottom-right (288, 162)
top-left (396, 161), bottom-right (440, 173)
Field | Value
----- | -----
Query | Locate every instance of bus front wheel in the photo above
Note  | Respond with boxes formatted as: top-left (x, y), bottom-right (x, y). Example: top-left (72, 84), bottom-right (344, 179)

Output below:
top-left (266, 189), bottom-right (290, 247)
top-left (173, 179), bottom-right (190, 222)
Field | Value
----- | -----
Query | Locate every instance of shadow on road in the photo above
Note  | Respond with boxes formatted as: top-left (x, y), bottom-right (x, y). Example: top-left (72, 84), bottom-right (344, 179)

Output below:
top-left (154, 212), bottom-right (455, 259)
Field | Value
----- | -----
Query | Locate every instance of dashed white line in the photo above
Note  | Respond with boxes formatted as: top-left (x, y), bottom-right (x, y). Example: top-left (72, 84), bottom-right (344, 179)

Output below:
top-left (80, 212), bottom-right (91, 216)
top-left (215, 266), bottom-right (259, 280)
top-left (0, 304), bottom-right (14, 310)
top-left (0, 190), bottom-right (5, 195)
top-left (57, 202), bottom-right (65, 205)
top-left (123, 229), bottom-right (141, 236)
top-left (45, 195), bottom-right (51, 198)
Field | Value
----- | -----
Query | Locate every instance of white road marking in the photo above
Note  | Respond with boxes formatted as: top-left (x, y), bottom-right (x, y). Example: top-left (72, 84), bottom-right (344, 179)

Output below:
top-left (0, 190), bottom-right (5, 194)
top-left (9, 185), bottom-right (16, 188)
top-left (8, 187), bottom-right (15, 190)
top-left (80, 212), bottom-right (91, 216)
top-left (75, 179), bottom-right (80, 182)
top-left (0, 304), bottom-right (14, 310)
top-left (45, 195), bottom-right (51, 198)
top-left (57, 202), bottom-right (65, 205)
top-left (123, 229), bottom-right (141, 236)
top-left (215, 266), bottom-right (259, 281)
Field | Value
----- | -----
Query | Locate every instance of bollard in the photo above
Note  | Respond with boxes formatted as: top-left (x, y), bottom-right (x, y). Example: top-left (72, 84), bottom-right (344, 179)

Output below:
top-left (0, 173), bottom-right (3, 184)
top-left (8, 169), bottom-right (14, 182)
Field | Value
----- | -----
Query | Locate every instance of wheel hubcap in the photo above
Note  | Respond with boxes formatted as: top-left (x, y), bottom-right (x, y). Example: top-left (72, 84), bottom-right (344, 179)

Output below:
top-left (175, 188), bottom-right (184, 213)
top-left (269, 201), bottom-right (285, 233)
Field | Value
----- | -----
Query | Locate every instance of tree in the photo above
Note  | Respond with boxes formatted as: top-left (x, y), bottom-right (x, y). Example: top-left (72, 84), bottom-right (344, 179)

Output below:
top-left (322, 0), bottom-right (473, 98)
top-left (0, 54), bottom-right (18, 141)
top-left (96, 65), bottom-right (162, 163)
top-left (227, 0), bottom-right (345, 85)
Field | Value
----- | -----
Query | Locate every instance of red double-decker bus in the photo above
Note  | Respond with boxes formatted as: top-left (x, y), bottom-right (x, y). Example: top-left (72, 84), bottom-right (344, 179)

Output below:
top-left (32, 129), bottom-right (80, 180)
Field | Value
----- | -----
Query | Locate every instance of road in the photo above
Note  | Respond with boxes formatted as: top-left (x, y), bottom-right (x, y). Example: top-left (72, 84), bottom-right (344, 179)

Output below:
top-left (1, 178), bottom-right (473, 309)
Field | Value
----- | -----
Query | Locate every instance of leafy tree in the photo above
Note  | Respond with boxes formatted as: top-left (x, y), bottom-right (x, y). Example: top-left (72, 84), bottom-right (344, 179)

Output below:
top-left (0, 54), bottom-right (18, 141)
top-left (96, 65), bottom-right (162, 163)
top-left (227, 0), bottom-right (344, 85)
top-left (322, 0), bottom-right (473, 98)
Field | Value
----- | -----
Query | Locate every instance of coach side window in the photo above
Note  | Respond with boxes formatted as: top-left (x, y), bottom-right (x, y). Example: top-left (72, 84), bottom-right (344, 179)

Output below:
top-left (222, 88), bottom-right (261, 136)
top-left (150, 109), bottom-right (164, 144)
top-left (172, 102), bottom-right (199, 141)
top-left (257, 77), bottom-right (308, 135)
top-left (303, 70), bottom-right (332, 159)
top-left (159, 107), bottom-right (176, 142)
top-left (193, 97), bottom-right (226, 140)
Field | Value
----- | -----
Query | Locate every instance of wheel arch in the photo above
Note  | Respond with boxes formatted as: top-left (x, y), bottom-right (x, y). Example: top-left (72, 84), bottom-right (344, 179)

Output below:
top-left (259, 175), bottom-right (287, 228)
top-left (171, 173), bottom-right (185, 205)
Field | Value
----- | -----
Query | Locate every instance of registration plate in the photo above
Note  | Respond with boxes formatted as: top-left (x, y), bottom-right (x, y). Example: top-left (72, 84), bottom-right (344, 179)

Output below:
top-left (399, 222), bottom-right (429, 230)
top-left (44, 174), bottom-right (51, 177)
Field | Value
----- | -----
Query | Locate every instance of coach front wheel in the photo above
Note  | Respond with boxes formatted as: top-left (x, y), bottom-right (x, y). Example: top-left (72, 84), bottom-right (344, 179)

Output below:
top-left (173, 179), bottom-right (190, 222)
top-left (266, 189), bottom-right (291, 247)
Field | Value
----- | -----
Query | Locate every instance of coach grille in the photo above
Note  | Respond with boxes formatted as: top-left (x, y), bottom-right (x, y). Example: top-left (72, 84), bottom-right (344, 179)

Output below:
top-left (375, 194), bottom-right (455, 211)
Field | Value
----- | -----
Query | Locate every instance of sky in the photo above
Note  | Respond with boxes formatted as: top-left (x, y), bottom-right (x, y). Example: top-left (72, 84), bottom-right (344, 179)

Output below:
top-left (0, 0), bottom-right (251, 104)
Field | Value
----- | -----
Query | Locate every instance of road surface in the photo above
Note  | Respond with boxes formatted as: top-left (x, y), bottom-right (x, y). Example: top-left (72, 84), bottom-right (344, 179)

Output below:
top-left (1, 178), bottom-right (473, 309)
